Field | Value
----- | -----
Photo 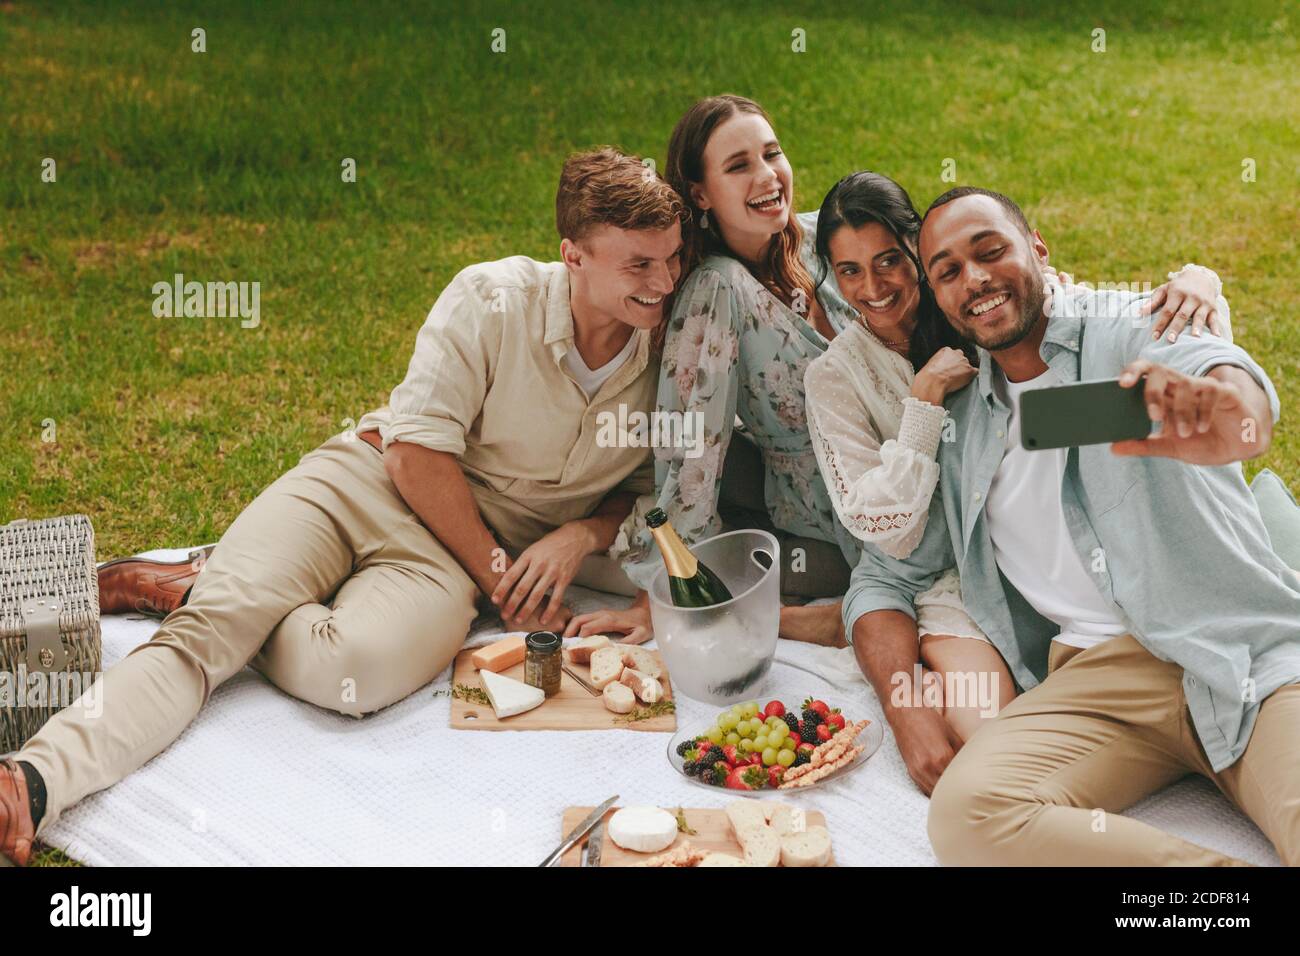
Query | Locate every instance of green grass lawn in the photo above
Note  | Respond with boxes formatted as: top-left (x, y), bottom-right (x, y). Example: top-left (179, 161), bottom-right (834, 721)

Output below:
top-left (2, 1), bottom-right (1296, 865)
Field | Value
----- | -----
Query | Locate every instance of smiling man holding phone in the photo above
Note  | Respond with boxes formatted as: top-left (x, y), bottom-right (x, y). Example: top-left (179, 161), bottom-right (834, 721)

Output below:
top-left (845, 186), bottom-right (1300, 866)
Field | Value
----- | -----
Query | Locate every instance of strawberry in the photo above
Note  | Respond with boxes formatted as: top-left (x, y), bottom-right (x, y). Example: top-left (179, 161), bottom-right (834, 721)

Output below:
top-left (797, 742), bottom-right (816, 757)
top-left (827, 712), bottom-right (846, 732)
top-left (803, 698), bottom-right (831, 719)
top-left (749, 752), bottom-right (764, 766)
top-left (763, 700), bottom-right (786, 719)
top-left (816, 724), bottom-right (833, 743)
top-left (726, 765), bottom-right (769, 791)
top-left (767, 765), bottom-right (786, 788)
top-left (742, 766), bottom-right (768, 789)
top-left (725, 767), bottom-right (754, 790)
top-left (721, 744), bottom-right (743, 767)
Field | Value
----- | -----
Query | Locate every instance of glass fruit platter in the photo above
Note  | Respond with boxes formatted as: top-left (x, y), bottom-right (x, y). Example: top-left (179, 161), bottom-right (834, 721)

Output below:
top-left (666, 695), bottom-right (884, 796)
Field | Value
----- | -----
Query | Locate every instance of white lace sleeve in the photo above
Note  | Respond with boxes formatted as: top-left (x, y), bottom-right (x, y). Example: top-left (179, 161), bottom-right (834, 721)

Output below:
top-left (804, 357), bottom-right (946, 560)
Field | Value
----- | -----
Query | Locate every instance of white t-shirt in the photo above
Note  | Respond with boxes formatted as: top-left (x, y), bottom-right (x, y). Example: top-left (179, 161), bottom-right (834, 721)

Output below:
top-left (984, 366), bottom-right (1129, 649)
top-left (562, 331), bottom-right (638, 401)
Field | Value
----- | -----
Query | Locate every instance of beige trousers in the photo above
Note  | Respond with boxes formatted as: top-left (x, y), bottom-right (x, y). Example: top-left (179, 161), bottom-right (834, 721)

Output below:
top-left (928, 634), bottom-right (1300, 866)
top-left (19, 433), bottom-right (628, 835)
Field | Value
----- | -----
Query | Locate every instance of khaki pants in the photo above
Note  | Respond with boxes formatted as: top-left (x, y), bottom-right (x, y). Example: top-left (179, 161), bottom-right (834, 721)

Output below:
top-left (928, 634), bottom-right (1300, 866)
top-left (19, 433), bottom-right (623, 835)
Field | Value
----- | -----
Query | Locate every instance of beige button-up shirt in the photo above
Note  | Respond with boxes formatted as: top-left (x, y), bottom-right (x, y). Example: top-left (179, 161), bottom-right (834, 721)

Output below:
top-left (357, 256), bottom-right (656, 551)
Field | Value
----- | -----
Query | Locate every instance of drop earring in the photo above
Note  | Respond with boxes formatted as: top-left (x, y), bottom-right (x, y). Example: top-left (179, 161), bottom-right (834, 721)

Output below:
top-left (699, 209), bottom-right (710, 230)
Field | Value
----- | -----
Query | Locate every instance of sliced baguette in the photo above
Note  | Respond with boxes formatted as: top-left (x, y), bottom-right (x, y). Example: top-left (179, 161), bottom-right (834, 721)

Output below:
top-left (588, 646), bottom-right (624, 689)
top-left (619, 667), bottom-right (663, 704)
top-left (779, 825), bottom-right (832, 867)
top-left (736, 827), bottom-right (781, 868)
top-left (724, 800), bottom-right (769, 838)
top-left (766, 803), bottom-right (801, 838)
top-left (565, 634), bottom-right (611, 665)
top-left (601, 680), bottom-right (637, 714)
top-left (619, 645), bottom-right (664, 680)
top-left (698, 852), bottom-right (748, 867)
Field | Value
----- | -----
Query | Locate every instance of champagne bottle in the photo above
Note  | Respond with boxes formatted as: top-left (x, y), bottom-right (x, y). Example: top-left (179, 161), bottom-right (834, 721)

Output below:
top-left (646, 507), bottom-right (733, 608)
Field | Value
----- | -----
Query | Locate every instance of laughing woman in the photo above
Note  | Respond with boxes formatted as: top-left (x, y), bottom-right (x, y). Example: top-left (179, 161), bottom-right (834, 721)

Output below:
top-left (564, 94), bottom-right (1227, 652)
top-left (568, 94), bottom-right (861, 647)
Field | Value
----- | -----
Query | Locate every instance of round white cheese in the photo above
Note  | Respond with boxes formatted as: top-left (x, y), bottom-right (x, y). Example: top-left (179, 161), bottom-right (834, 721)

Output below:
top-left (607, 806), bottom-right (678, 854)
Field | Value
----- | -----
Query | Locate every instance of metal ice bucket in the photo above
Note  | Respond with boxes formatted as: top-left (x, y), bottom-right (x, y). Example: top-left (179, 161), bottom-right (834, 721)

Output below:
top-left (648, 528), bottom-right (780, 705)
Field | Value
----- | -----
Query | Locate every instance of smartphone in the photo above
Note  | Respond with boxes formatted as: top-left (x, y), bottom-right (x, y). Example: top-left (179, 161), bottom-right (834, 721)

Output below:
top-left (1019, 378), bottom-right (1152, 450)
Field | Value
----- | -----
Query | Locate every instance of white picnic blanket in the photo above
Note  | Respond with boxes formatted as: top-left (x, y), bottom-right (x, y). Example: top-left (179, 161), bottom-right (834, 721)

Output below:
top-left (38, 548), bottom-right (1279, 866)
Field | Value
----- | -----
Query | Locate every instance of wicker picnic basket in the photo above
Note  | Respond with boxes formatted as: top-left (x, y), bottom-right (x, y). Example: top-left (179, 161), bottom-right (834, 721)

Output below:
top-left (0, 515), bottom-right (102, 753)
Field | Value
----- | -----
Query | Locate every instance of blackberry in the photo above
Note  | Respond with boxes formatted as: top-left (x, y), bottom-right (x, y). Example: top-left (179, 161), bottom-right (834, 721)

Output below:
top-left (800, 720), bottom-right (820, 744)
top-left (782, 712), bottom-right (800, 734)
top-left (801, 707), bottom-right (824, 727)
top-left (701, 762), bottom-right (727, 786)
top-left (793, 751), bottom-right (811, 768)
top-left (683, 759), bottom-right (700, 776)
top-left (676, 738), bottom-right (697, 757)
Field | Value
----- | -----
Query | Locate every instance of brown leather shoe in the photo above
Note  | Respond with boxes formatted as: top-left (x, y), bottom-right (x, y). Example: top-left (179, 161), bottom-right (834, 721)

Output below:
top-left (0, 758), bottom-right (36, 867)
top-left (97, 546), bottom-right (215, 618)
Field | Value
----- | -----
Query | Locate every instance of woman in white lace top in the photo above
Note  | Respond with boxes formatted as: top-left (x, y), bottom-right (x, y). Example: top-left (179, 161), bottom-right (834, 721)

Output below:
top-left (803, 171), bottom-right (1230, 741)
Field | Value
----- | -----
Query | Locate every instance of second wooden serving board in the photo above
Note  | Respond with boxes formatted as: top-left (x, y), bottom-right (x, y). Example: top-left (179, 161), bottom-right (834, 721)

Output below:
top-left (559, 805), bottom-right (834, 866)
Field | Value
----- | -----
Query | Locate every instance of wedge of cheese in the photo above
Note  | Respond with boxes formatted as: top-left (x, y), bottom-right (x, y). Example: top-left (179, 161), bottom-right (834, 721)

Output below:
top-left (588, 646), bottom-right (624, 689)
top-left (470, 634), bottom-right (526, 673)
top-left (478, 669), bottom-right (545, 719)
top-left (564, 634), bottom-right (611, 665)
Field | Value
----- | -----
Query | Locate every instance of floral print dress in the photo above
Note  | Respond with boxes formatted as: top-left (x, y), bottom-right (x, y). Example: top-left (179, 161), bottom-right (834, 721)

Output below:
top-left (611, 211), bottom-right (863, 590)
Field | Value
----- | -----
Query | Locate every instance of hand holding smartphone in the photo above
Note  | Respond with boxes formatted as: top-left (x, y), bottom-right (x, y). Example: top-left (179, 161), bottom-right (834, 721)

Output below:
top-left (1019, 378), bottom-right (1151, 451)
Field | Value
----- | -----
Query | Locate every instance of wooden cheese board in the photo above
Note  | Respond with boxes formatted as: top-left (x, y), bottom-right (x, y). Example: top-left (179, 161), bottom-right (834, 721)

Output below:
top-left (449, 646), bottom-right (676, 733)
top-left (559, 805), bottom-right (834, 867)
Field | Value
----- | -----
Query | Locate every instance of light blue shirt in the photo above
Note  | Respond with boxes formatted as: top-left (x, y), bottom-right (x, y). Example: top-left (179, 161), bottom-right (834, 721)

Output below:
top-left (843, 279), bottom-right (1300, 771)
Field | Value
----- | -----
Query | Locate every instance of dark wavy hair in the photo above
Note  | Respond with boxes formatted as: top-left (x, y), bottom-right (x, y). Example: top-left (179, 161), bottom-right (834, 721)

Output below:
top-left (814, 171), bottom-right (975, 372)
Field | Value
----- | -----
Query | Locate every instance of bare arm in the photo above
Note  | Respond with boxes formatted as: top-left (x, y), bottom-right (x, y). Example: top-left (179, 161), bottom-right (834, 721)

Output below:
top-left (580, 490), bottom-right (638, 553)
top-left (384, 441), bottom-right (503, 597)
top-left (852, 609), bottom-right (965, 796)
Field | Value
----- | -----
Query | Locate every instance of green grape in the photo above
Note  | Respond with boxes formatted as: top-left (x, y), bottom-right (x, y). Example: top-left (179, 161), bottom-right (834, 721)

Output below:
top-left (718, 712), bottom-right (738, 732)
top-left (753, 734), bottom-right (769, 750)
top-left (777, 748), bottom-right (796, 767)
top-left (780, 736), bottom-right (797, 751)
top-left (737, 719), bottom-right (752, 737)
top-left (725, 732), bottom-right (740, 746)
top-left (738, 738), bottom-right (753, 753)
top-left (706, 727), bottom-right (724, 744)
top-left (742, 702), bottom-right (759, 720)
top-left (772, 722), bottom-right (789, 740)
top-left (762, 747), bottom-right (778, 766)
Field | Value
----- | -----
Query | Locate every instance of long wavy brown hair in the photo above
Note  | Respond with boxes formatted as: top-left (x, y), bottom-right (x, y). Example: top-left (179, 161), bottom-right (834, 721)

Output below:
top-left (664, 95), bottom-right (817, 328)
